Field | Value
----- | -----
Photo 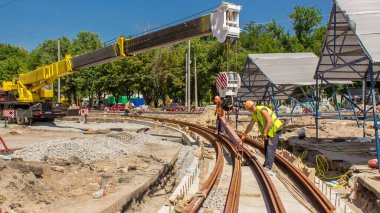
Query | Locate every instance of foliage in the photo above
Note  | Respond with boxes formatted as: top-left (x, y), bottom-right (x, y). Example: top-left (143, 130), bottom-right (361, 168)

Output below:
top-left (0, 44), bottom-right (29, 82)
top-left (0, 5), bottom-right (334, 106)
top-left (289, 5), bottom-right (322, 46)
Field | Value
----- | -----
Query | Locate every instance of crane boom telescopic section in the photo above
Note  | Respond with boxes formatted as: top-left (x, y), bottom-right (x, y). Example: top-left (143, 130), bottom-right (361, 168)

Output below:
top-left (71, 3), bottom-right (240, 70)
top-left (2, 2), bottom-right (241, 103)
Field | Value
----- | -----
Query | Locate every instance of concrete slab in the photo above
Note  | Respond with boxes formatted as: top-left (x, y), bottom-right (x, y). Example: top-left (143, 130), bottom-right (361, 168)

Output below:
top-left (238, 165), bottom-right (267, 212)
top-left (357, 175), bottom-right (380, 199)
top-left (269, 172), bottom-right (309, 213)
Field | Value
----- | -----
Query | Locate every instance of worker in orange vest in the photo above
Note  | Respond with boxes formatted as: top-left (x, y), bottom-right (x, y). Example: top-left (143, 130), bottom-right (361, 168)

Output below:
top-left (214, 96), bottom-right (225, 134)
top-left (124, 103), bottom-right (130, 116)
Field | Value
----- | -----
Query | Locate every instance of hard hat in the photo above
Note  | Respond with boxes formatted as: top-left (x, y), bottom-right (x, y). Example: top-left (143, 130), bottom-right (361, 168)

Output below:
top-left (245, 101), bottom-right (255, 111)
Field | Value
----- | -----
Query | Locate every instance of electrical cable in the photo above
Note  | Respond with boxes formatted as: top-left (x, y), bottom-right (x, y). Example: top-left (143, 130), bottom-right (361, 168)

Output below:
top-left (0, 0), bottom-right (19, 9)
top-left (297, 150), bottom-right (353, 188)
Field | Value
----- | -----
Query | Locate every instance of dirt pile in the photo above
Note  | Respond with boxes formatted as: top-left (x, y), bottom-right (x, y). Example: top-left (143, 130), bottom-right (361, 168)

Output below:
top-left (0, 150), bottom-right (173, 212)
top-left (282, 119), bottom-right (374, 140)
top-left (187, 109), bottom-right (216, 126)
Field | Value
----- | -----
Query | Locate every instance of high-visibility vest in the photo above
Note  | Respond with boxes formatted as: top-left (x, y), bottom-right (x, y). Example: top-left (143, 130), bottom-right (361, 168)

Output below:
top-left (251, 106), bottom-right (282, 138)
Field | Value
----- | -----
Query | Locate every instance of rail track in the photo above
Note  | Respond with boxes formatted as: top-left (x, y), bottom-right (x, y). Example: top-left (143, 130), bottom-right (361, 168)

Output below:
top-left (129, 115), bottom-right (335, 213)
top-left (242, 136), bottom-right (335, 213)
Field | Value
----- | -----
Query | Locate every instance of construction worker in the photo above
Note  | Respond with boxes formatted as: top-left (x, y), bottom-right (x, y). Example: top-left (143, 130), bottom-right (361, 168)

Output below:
top-left (214, 96), bottom-right (225, 134)
top-left (241, 101), bottom-right (283, 171)
top-left (124, 103), bottom-right (130, 116)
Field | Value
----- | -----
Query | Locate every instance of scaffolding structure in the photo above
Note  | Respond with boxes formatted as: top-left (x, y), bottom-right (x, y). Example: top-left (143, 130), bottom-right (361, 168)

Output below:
top-left (315, 0), bottom-right (380, 170)
top-left (237, 53), bottom-right (339, 117)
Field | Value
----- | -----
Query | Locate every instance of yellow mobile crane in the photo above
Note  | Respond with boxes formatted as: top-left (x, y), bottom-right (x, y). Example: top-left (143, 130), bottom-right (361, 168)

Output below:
top-left (0, 2), bottom-right (241, 124)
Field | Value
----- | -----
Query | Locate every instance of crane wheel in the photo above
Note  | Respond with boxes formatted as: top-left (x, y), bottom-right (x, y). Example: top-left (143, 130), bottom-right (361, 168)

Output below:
top-left (16, 117), bottom-right (25, 125)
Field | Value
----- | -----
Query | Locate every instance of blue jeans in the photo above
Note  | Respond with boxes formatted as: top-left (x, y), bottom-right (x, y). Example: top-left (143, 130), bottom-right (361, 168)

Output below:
top-left (216, 117), bottom-right (221, 133)
top-left (264, 130), bottom-right (281, 169)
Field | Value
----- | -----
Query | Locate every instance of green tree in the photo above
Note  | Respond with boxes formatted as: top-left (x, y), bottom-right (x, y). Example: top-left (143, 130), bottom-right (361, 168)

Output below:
top-left (27, 36), bottom-right (70, 70)
top-left (0, 44), bottom-right (29, 82)
top-left (240, 21), bottom-right (302, 53)
top-left (289, 5), bottom-right (323, 49)
top-left (62, 31), bottom-right (103, 106)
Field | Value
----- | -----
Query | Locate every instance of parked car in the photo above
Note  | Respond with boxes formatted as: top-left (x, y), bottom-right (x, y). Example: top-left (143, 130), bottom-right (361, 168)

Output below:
top-left (111, 104), bottom-right (125, 111)
top-left (166, 103), bottom-right (185, 111)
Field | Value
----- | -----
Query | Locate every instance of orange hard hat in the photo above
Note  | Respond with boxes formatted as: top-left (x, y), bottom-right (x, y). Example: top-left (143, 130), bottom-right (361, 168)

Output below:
top-left (245, 101), bottom-right (255, 110)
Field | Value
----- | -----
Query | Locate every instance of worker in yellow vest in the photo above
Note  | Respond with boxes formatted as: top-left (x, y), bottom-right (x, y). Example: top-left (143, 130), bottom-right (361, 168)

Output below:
top-left (241, 101), bottom-right (283, 171)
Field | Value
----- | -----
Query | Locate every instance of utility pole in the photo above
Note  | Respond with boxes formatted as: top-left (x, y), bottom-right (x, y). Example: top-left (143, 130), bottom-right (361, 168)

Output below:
top-left (187, 40), bottom-right (191, 112)
top-left (194, 48), bottom-right (198, 109)
top-left (185, 53), bottom-right (188, 111)
top-left (58, 40), bottom-right (61, 103)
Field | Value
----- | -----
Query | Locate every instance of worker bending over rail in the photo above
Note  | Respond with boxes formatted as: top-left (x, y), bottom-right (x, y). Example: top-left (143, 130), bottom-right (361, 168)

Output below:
top-left (241, 101), bottom-right (283, 171)
top-left (214, 96), bottom-right (225, 134)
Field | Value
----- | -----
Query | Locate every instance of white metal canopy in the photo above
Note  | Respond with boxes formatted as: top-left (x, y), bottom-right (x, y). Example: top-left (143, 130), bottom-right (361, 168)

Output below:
top-left (238, 53), bottom-right (321, 101)
top-left (316, 0), bottom-right (380, 80)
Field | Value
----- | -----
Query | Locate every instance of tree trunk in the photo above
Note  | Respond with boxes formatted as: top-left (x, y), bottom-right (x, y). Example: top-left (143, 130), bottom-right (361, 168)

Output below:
top-left (97, 91), bottom-right (102, 108)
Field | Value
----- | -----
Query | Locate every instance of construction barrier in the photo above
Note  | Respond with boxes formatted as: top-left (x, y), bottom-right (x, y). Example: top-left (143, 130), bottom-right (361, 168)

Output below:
top-left (2, 109), bottom-right (15, 118)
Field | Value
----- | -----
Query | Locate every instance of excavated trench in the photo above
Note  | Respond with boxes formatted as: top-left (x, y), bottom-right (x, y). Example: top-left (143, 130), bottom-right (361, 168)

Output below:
top-left (279, 140), bottom-right (380, 213)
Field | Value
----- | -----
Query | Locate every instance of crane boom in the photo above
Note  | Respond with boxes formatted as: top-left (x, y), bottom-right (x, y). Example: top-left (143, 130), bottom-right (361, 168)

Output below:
top-left (2, 2), bottom-right (241, 103)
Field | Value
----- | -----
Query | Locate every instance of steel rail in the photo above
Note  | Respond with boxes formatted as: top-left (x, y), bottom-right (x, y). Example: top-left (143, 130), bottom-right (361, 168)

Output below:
top-left (213, 132), bottom-right (241, 213)
top-left (238, 138), bottom-right (286, 213)
top-left (130, 116), bottom-right (241, 212)
top-left (130, 116), bottom-right (287, 212)
top-left (183, 127), bottom-right (224, 212)
top-left (128, 115), bottom-right (335, 212)
top-left (240, 135), bottom-right (335, 213)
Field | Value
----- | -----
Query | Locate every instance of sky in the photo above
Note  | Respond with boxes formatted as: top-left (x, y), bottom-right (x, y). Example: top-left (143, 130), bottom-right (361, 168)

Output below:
top-left (0, 0), bottom-right (332, 51)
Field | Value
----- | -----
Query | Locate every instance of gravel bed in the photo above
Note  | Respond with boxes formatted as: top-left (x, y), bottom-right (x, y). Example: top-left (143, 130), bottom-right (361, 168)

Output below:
top-left (30, 121), bottom-right (148, 132)
top-left (202, 148), bottom-right (232, 211)
top-left (12, 132), bottom-right (179, 163)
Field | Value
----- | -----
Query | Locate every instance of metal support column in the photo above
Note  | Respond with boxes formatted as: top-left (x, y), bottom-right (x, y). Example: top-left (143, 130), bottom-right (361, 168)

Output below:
top-left (271, 85), bottom-right (278, 116)
top-left (346, 85), bottom-right (360, 127)
top-left (333, 87), bottom-right (342, 119)
top-left (300, 86), bottom-right (314, 110)
top-left (315, 77), bottom-right (319, 143)
top-left (369, 63), bottom-right (380, 171)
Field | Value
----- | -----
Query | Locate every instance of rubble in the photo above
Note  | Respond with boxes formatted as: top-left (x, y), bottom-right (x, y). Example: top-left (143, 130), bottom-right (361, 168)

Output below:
top-left (12, 132), bottom-right (179, 163)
